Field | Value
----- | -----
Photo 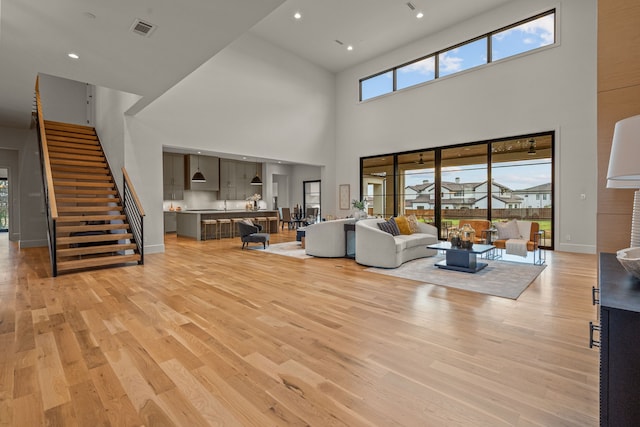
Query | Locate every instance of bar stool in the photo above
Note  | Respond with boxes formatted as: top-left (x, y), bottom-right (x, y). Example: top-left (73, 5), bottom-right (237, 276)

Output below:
top-left (201, 219), bottom-right (217, 240)
top-left (231, 217), bottom-right (246, 237)
top-left (217, 218), bottom-right (232, 238)
top-left (267, 215), bottom-right (279, 233)
top-left (255, 216), bottom-right (268, 232)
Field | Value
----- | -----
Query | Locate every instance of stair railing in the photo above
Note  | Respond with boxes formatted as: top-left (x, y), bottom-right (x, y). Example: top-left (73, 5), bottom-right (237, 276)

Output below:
top-left (122, 168), bottom-right (145, 264)
top-left (34, 76), bottom-right (59, 276)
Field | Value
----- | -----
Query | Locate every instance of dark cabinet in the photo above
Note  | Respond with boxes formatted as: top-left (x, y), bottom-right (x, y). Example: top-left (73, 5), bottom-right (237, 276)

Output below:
top-left (597, 253), bottom-right (640, 427)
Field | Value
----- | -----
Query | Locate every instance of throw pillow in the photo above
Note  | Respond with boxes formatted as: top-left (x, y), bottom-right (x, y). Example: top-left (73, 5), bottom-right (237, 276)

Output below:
top-left (378, 219), bottom-right (400, 236)
top-left (495, 220), bottom-right (521, 240)
top-left (394, 215), bottom-right (412, 235)
top-left (406, 214), bottom-right (420, 233)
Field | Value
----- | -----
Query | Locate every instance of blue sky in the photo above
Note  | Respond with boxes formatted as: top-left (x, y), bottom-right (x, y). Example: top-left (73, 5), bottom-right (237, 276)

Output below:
top-left (361, 13), bottom-right (554, 101)
top-left (405, 159), bottom-right (552, 190)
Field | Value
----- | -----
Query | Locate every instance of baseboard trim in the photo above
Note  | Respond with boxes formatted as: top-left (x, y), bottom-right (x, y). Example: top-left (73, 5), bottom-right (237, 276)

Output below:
top-left (144, 244), bottom-right (165, 255)
top-left (19, 239), bottom-right (48, 248)
top-left (555, 243), bottom-right (596, 254)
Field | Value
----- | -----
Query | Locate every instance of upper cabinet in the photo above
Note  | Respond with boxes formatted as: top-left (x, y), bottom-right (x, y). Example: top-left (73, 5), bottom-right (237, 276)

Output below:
top-left (163, 153), bottom-right (184, 200)
top-left (219, 159), bottom-right (262, 200)
top-left (184, 154), bottom-right (219, 191)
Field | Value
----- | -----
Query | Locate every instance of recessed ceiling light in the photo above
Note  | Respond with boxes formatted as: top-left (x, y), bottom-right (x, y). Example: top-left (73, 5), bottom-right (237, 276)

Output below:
top-left (416, 11), bottom-right (424, 19)
top-left (347, 45), bottom-right (354, 51)
top-left (67, 53), bottom-right (79, 59)
top-left (294, 11), bottom-right (302, 20)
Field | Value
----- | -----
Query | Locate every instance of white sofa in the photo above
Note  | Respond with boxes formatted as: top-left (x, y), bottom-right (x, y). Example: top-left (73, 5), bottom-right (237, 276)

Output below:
top-left (305, 218), bottom-right (356, 257)
top-left (355, 218), bottom-right (438, 268)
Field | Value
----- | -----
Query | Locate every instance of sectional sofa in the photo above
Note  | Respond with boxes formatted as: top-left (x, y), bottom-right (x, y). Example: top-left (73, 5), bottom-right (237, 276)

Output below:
top-left (355, 218), bottom-right (438, 268)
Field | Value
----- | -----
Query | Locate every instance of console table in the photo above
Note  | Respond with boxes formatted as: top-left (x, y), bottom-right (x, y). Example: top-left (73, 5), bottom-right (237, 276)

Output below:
top-left (593, 253), bottom-right (640, 426)
top-left (344, 223), bottom-right (355, 259)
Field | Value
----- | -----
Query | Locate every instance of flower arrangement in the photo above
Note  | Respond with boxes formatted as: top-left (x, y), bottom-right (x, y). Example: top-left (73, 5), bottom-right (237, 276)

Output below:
top-left (247, 193), bottom-right (262, 202)
top-left (352, 199), bottom-right (366, 210)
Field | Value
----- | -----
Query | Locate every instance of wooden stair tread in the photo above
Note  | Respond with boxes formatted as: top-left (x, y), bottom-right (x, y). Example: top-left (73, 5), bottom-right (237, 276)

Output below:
top-left (49, 152), bottom-right (106, 162)
top-left (54, 189), bottom-right (118, 196)
top-left (57, 206), bottom-right (123, 213)
top-left (50, 165), bottom-right (110, 174)
top-left (57, 224), bottom-right (129, 233)
top-left (49, 159), bottom-right (107, 168)
top-left (45, 131), bottom-right (98, 142)
top-left (47, 140), bottom-right (102, 150)
top-left (57, 233), bottom-right (132, 245)
top-left (54, 180), bottom-right (115, 188)
top-left (56, 214), bottom-right (126, 223)
top-left (44, 122), bottom-right (96, 135)
top-left (56, 254), bottom-right (141, 272)
top-left (52, 172), bottom-right (112, 181)
top-left (46, 135), bottom-right (99, 145)
top-left (48, 146), bottom-right (104, 157)
top-left (57, 243), bottom-right (137, 258)
top-left (57, 197), bottom-right (120, 204)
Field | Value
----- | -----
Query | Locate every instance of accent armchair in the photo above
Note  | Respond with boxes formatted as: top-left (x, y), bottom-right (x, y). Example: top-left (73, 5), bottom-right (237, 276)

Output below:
top-left (238, 221), bottom-right (270, 249)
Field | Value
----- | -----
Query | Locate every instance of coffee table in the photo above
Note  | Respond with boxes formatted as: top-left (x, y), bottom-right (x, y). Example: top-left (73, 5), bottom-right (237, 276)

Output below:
top-left (427, 241), bottom-right (496, 273)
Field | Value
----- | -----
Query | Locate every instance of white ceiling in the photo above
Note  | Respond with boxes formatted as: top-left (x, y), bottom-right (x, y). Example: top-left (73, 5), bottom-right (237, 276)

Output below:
top-left (0, 0), bottom-right (511, 130)
top-left (250, 0), bottom-right (512, 73)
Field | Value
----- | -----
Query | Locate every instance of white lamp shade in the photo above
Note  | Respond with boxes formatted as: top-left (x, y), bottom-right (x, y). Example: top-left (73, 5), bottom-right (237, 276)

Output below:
top-left (607, 114), bottom-right (640, 184)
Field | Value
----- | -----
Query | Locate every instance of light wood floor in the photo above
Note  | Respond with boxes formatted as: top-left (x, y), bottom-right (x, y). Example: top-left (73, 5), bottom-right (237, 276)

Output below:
top-left (0, 230), bottom-right (599, 426)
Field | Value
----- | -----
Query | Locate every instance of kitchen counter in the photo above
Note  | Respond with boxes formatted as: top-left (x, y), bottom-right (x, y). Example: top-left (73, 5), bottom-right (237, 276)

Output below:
top-left (176, 210), bottom-right (278, 240)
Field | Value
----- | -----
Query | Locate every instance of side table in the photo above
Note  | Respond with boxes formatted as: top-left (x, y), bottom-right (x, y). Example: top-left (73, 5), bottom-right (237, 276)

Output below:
top-left (344, 223), bottom-right (356, 258)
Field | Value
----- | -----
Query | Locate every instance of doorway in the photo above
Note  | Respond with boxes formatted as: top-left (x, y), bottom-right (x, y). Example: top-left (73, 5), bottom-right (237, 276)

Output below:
top-left (0, 169), bottom-right (8, 233)
top-left (303, 180), bottom-right (321, 223)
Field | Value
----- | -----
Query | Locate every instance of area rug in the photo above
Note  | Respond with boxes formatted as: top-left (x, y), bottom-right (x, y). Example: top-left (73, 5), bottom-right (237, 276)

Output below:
top-left (365, 256), bottom-right (546, 299)
top-left (247, 241), bottom-right (312, 259)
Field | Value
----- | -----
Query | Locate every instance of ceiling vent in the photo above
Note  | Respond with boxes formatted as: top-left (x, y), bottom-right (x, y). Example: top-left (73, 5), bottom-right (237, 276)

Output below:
top-left (406, 2), bottom-right (416, 11)
top-left (130, 19), bottom-right (157, 37)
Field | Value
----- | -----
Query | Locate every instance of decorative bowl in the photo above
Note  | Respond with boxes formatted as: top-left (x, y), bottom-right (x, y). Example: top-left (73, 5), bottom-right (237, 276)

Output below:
top-left (617, 247), bottom-right (640, 279)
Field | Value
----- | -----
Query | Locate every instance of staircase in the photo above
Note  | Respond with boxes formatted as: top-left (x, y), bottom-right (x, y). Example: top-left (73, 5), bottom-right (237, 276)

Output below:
top-left (44, 120), bottom-right (142, 274)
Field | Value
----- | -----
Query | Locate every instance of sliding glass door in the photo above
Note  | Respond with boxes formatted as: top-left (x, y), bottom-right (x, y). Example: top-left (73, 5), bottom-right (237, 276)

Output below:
top-left (359, 132), bottom-right (554, 249)
top-left (491, 135), bottom-right (553, 247)
top-left (303, 180), bottom-right (321, 223)
top-left (440, 144), bottom-right (488, 238)
top-left (0, 177), bottom-right (7, 232)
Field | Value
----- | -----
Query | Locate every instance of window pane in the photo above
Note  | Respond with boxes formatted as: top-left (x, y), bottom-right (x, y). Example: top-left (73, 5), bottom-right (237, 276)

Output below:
top-left (491, 136), bottom-right (553, 247)
top-left (440, 145), bottom-right (488, 239)
top-left (361, 71), bottom-right (393, 101)
top-left (438, 38), bottom-right (488, 78)
top-left (492, 13), bottom-right (555, 61)
top-left (397, 152), bottom-right (435, 221)
top-left (362, 156), bottom-right (394, 217)
top-left (397, 57), bottom-right (435, 90)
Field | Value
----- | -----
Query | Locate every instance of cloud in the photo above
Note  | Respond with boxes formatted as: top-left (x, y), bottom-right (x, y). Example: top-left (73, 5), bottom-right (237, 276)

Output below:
top-left (495, 14), bottom-right (554, 47)
top-left (398, 57), bottom-right (435, 75)
top-left (439, 51), bottom-right (463, 73)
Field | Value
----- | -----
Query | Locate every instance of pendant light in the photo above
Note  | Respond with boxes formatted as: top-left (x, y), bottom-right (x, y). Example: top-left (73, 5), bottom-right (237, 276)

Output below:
top-left (250, 160), bottom-right (262, 185)
top-left (191, 154), bottom-right (206, 182)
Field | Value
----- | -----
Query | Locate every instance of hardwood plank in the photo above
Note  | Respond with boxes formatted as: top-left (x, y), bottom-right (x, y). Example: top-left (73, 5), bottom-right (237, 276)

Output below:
top-left (1, 230), bottom-right (599, 425)
top-left (34, 332), bottom-right (71, 410)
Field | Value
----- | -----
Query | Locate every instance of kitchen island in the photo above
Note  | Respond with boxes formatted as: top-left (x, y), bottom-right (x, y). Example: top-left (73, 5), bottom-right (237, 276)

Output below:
top-left (176, 210), bottom-right (278, 240)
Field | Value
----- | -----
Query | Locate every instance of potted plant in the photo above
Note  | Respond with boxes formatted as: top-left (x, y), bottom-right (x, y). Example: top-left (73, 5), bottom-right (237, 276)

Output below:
top-left (352, 199), bottom-right (367, 220)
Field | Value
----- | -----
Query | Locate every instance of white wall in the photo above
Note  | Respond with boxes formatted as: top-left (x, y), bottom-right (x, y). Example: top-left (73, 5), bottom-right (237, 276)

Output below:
top-left (94, 86), bottom-right (141, 191)
top-left (0, 127), bottom-right (47, 246)
top-left (39, 74), bottom-right (89, 126)
top-left (125, 33), bottom-right (336, 252)
top-left (335, 0), bottom-right (597, 253)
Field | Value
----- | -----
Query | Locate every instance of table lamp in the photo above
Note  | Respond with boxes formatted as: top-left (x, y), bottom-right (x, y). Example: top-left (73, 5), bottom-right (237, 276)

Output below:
top-left (606, 114), bottom-right (640, 247)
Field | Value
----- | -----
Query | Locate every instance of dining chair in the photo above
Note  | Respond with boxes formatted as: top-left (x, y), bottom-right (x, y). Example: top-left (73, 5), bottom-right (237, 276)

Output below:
top-left (280, 207), bottom-right (293, 230)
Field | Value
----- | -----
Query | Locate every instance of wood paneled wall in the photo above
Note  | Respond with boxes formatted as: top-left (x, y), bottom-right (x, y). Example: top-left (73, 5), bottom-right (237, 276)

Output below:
top-left (597, 0), bottom-right (640, 254)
